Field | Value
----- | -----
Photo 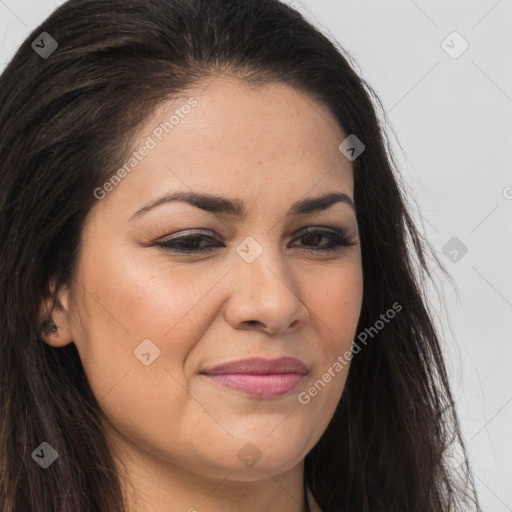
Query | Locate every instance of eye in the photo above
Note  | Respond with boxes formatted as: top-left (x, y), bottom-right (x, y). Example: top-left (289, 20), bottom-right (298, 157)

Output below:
top-left (154, 230), bottom-right (220, 255)
top-left (153, 226), bottom-right (357, 255)
top-left (290, 227), bottom-right (356, 252)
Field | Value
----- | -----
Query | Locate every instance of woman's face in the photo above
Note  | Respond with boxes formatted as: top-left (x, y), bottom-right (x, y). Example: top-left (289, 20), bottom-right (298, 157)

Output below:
top-left (48, 76), bottom-right (363, 486)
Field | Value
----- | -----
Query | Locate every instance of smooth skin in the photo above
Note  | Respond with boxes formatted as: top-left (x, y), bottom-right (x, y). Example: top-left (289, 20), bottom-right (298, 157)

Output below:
top-left (41, 75), bottom-right (363, 512)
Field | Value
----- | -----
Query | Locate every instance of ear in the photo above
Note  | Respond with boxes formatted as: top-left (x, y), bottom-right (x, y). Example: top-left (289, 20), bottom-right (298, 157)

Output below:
top-left (38, 279), bottom-right (74, 348)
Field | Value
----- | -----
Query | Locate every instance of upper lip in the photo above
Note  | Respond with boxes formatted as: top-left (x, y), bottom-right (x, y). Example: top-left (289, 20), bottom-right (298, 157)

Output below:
top-left (200, 357), bottom-right (308, 375)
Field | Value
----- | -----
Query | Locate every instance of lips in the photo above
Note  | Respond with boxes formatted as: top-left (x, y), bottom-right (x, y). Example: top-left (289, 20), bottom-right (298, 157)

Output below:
top-left (200, 357), bottom-right (308, 398)
top-left (202, 356), bottom-right (308, 375)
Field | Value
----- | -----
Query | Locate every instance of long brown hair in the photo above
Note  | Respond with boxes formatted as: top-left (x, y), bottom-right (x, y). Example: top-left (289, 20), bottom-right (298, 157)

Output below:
top-left (0, 0), bottom-right (481, 510)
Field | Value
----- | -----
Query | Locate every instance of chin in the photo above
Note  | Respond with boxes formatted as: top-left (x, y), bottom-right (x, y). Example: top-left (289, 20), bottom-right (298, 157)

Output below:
top-left (192, 436), bottom-right (311, 480)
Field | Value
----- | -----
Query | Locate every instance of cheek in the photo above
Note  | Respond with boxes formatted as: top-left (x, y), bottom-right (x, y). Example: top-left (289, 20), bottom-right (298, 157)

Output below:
top-left (107, 252), bottom-right (232, 337)
top-left (72, 250), bottom-right (232, 392)
top-left (70, 255), bottom-right (215, 450)
top-left (305, 262), bottom-right (363, 347)
top-left (300, 262), bottom-right (363, 405)
top-left (80, 247), bottom-right (217, 337)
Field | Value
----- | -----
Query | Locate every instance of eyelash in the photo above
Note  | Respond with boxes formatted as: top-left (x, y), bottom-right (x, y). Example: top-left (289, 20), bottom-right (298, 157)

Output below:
top-left (154, 227), bottom-right (356, 255)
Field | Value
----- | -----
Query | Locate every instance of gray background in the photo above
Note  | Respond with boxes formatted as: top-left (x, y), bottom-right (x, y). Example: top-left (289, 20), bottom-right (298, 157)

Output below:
top-left (1, 0), bottom-right (511, 509)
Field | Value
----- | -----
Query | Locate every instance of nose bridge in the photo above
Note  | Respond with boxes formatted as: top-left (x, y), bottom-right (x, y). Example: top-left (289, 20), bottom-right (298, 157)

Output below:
top-left (224, 234), bottom-right (309, 333)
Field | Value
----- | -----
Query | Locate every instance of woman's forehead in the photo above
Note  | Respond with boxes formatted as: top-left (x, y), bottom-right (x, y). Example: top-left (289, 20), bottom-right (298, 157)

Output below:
top-left (92, 76), bottom-right (354, 218)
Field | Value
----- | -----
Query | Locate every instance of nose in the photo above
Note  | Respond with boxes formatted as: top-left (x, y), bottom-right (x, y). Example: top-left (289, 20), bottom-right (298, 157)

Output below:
top-left (223, 240), bottom-right (310, 334)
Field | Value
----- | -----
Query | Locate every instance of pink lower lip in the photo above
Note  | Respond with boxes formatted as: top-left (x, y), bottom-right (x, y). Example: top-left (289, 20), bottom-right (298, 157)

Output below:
top-left (204, 373), bottom-right (305, 397)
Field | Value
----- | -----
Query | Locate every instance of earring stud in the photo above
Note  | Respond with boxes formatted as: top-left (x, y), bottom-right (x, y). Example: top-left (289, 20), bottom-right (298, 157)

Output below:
top-left (43, 318), bottom-right (57, 335)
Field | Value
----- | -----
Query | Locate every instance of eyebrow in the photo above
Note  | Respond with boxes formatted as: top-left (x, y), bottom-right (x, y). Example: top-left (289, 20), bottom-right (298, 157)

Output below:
top-left (129, 190), bottom-right (355, 221)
